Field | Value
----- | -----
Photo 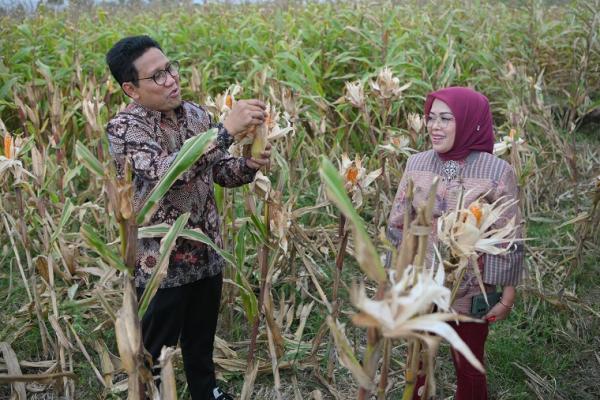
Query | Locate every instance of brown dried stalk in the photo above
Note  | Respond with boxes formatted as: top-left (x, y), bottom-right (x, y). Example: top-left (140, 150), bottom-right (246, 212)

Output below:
top-left (327, 214), bottom-right (349, 380)
top-left (401, 179), bottom-right (439, 400)
top-left (248, 192), bottom-right (271, 365)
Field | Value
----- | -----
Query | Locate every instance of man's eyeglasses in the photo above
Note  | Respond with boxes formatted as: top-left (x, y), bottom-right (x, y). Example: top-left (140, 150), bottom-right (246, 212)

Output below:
top-left (136, 61), bottom-right (180, 85)
top-left (425, 114), bottom-right (455, 129)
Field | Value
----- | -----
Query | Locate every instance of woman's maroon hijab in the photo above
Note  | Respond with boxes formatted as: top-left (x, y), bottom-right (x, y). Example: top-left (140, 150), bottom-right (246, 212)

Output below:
top-left (424, 87), bottom-right (495, 161)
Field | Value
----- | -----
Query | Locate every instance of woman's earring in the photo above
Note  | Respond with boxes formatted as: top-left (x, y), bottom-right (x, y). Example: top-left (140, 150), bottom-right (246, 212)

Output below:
top-left (476, 125), bottom-right (481, 131)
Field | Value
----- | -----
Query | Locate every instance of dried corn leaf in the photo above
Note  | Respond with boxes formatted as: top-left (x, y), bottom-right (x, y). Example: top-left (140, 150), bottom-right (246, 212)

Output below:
top-left (0, 372), bottom-right (76, 385)
top-left (311, 389), bottom-right (324, 400)
top-left (93, 340), bottom-right (115, 388)
top-left (385, 314), bottom-right (483, 373)
top-left (158, 346), bottom-right (179, 400)
top-left (326, 317), bottom-right (375, 392)
top-left (0, 342), bottom-right (26, 399)
top-left (66, 321), bottom-right (106, 388)
top-left (47, 316), bottom-right (74, 351)
top-left (214, 336), bottom-right (238, 359)
top-left (0, 359), bottom-right (55, 370)
top-left (114, 279), bottom-right (141, 375)
top-left (240, 361), bottom-right (259, 400)
top-left (294, 301), bottom-right (314, 341)
top-left (34, 255), bottom-right (49, 283)
top-left (319, 157), bottom-right (386, 283)
top-left (264, 293), bottom-right (285, 358)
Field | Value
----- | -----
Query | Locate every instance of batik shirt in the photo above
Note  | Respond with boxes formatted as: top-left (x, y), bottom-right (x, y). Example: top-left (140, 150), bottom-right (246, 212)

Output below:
top-left (387, 150), bottom-right (524, 314)
top-left (106, 101), bottom-right (257, 288)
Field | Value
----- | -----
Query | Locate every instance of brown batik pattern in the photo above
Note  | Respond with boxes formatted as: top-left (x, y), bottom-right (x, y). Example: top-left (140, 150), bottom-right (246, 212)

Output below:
top-left (106, 101), bottom-right (257, 288)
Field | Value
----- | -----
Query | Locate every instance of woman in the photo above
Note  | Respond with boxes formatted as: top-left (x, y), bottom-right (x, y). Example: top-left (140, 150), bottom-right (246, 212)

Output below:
top-left (387, 87), bottom-right (524, 400)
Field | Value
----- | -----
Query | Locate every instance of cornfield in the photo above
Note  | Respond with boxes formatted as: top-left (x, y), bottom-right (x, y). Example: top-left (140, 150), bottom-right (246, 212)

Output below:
top-left (1, 0), bottom-right (599, 399)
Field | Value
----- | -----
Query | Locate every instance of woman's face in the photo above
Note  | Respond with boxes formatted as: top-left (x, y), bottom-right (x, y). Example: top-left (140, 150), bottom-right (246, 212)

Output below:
top-left (427, 99), bottom-right (456, 154)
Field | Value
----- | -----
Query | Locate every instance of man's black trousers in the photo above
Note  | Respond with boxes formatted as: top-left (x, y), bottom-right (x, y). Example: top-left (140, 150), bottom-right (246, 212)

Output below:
top-left (137, 273), bottom-right (223, 399)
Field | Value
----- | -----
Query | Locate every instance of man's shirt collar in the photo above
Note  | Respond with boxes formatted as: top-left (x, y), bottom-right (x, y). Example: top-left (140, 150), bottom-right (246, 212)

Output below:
top-left (130, 101), bottom-right (186, 123)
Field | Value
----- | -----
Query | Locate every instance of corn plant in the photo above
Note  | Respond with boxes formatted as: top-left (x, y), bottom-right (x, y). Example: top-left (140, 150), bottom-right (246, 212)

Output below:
top-left (319, 157), bottom-right (488, 399)
top-left (0, 1), bottom-right (599, 398)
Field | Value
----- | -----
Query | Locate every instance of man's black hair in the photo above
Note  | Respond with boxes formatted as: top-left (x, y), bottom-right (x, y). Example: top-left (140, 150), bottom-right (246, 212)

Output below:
top-left (106, 35), bottom-right (162, 87)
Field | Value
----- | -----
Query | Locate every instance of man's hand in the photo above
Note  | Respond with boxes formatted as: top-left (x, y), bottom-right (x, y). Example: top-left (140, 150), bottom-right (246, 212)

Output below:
top-left (223, 99), bottom-right (267, 139)
top-left (246, 142), bottom-right (271, 170)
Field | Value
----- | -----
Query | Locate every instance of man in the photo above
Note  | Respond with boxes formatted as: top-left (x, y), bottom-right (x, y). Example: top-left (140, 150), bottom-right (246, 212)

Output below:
top-left (105, 35), bottom-right (270, 400)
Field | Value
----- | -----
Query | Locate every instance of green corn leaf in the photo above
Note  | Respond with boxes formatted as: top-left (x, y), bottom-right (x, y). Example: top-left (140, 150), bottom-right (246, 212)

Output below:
top-left (136, 129), bottom-right (217, 226)
top-left (81, 224), bottom-right (128, 273)
top-left (138, 224), bottom-right (236, 267)
top-left (249, 213), bottom-right (268, 242)
top-left (319, 156), bottom-right (386, 283)
top-left (17, 136), bottom-right (36, 156)
top-left (0, 77), bottom-right (18, 100)
top-left (234, 223), bottom-right (247, 269)
top-left (63, 165), bottom-right (83, 188)
top-left (214, 183), bottom-right (224, 214)
top-left (137, 223), bottom-right (258, 322)
top-left (233, 223), bottom-right (258, 322)
top-left (75, 141), bottom-right (104, 178)
top-left (51, 198), bottom-right (74, 244)
top-left (138, 213), bottom-right (190, 318)
top-left (236, 269), bottom-right (258, 323)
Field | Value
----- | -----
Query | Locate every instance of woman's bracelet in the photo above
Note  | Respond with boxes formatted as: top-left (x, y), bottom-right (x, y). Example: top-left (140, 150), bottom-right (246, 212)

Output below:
top-left (499, 298), bottom-right (514, 309)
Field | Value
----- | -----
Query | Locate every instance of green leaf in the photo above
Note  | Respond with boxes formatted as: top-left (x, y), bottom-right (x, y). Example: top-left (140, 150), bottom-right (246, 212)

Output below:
top-left (138, 224), bottom-right (236, 267)
top-left (49, 192), bottom-right (59, 204)
top-left (0, 77), bottom-right (18, 100)
top-left (51, 198), bottom-right (74, 244)
top-left (249, 213), bottom-right (268, 242)
top-left (137, 223), bottom-right (258, 322)
top-left (63, 165), bottom-right (83, 188)
top-left (232, 223), bottom-right (258, 321)
top-left (138, 213), bottom-right (190, 318)
top-left (136, 129), bottom-right (217, 225)
top-left (75, 141), bottom-right (104, 178)
top-left (81, 224), bottom-right (128, 273)
top-left (319, 157), bottom-right (386, 283)
top-left (236, 269), bottom-right (258, 323)
top-left (234, 223), bottom-right (247, 269)
top-left (214, 184), bottom-right (224, 214)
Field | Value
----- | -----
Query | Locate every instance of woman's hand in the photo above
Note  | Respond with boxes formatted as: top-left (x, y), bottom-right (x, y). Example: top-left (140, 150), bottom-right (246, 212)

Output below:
top-left (484, 286), bottom-right (515, 323)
